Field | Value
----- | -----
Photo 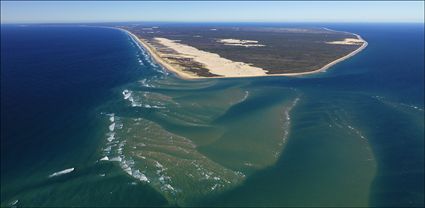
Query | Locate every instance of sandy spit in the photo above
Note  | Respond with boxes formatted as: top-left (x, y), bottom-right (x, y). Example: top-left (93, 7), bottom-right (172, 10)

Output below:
top-left (119, 28), bottom-right (367, 79)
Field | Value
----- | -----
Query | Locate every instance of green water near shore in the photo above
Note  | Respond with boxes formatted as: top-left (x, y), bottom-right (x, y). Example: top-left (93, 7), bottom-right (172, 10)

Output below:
top-left (2, 24), bottom-right (423, 207)
top-left (95, 75), bottom-right (378, 206)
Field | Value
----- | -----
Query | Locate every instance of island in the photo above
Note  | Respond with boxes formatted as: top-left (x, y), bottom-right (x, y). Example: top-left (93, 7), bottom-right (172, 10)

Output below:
top-left (116, 24), bottom-right (367, 79)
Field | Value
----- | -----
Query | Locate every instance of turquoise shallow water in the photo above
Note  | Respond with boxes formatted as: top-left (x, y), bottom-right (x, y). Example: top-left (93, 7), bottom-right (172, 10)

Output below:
top-left (1, 23), bottom-right (423, 207)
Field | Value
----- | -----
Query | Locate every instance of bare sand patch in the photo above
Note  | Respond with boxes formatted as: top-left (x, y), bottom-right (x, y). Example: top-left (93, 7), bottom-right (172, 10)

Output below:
top-left (217, 39), bottom-right (265, 47)
top-left (153, 37), bottom-right (267, 77)
top-left (327, 38), bottom-right (365, 45)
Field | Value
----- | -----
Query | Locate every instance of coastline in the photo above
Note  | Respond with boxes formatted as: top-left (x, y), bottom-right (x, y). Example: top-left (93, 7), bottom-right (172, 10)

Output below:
top-left (120, 28), bottom-right (198, 80)
top-left (119, 28), bottom-right (368, 80)
top-left (280, 34), bottom-right (368, 77)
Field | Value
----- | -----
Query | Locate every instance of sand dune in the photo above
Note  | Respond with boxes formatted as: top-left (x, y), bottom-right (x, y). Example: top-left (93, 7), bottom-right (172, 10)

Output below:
top-left (154, 37), bottom-right (267, 77)
top-left (217, 39), bottom-right (266, 47)
top-left (327, 38), bottom-right (365, 45)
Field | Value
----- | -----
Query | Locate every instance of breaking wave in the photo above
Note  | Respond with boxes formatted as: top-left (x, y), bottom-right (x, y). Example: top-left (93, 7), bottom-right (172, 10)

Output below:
top-left (49, 168), bottom-right (75, 178)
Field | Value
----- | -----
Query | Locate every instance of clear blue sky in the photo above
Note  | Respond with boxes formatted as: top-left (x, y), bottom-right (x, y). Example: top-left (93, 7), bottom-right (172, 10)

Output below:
top-left (1, 1), bottom-right (424, 24)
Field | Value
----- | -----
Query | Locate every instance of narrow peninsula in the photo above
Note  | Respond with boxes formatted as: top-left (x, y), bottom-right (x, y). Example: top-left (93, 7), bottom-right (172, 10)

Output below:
top-left (117, 25), bottom-right (367, 79)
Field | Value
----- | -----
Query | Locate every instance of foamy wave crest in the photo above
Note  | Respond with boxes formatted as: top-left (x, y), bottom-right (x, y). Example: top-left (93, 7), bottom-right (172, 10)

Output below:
top-left (109, 123), bottom-right (115, 131)
top-left (140, 78), bottom-right (155, 88)
top-left (49, 168), bottom-right (74, 178)
top-left (122, 90), bottom-right (132, 100)
top-left (106, 132), bottom-right (115, 142)
top-left (347, 125), bottom-right (367, 141)
top-left (100, 156), bottom-right (109, 161)
top-left (282, 97), bottom-right (300, 142)
top-left (100, 113), bottom-right (151, 184)
top-left (126, 31), bottom-right (168, 75)
top-left (116, 143), bottom-right (150, 183)
top-left (327, 107), bottom-right (375, 161)
top-left (372, 95), bottom-right (424, 112)
top-left (9, 199), bottom-right (19, 207)
top-left (138, 58), bottom-right (144, 66)
top-left (122, 90), bottom-right (168, 109)
top-left (101, 116), bottom-right (244, 203)
top-left (122, 89), bottom-right (143, 107)
top-left (236, 90), bottom-right (249, 104)
top-left (110, 157), bottom-right (122, 162)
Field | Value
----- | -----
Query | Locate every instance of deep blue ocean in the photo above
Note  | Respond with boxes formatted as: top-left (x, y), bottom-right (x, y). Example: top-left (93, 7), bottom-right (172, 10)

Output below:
top-left (1, 23), bottom-right (423, 207)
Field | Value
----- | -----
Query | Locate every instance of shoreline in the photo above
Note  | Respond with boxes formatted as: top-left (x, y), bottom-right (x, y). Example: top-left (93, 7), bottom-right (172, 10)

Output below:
top-left (119, 28), bottom-right (368, 80)
top-left (119, 28), bottom-right (198, 80)
top-left (280, 34), bottom-right (368, 77)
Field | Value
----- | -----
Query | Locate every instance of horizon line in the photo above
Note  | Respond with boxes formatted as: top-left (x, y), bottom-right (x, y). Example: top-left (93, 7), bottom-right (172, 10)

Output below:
top-left (1, 20), bottom-right (424, 25)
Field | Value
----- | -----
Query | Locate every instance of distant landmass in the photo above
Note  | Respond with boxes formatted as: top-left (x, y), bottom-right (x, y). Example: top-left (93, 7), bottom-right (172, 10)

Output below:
top-left (117, 25), bottom-right (367, 78)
